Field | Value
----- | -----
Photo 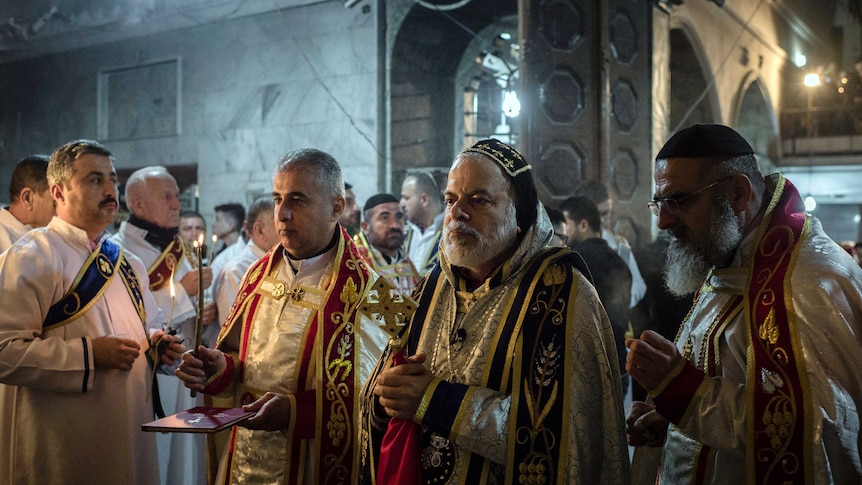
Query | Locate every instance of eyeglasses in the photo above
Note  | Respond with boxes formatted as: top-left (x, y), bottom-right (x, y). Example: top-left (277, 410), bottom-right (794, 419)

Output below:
top-left (647, 175), bottom-right (734, 216)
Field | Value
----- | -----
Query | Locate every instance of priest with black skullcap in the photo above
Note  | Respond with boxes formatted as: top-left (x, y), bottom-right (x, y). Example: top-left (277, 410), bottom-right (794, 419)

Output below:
top-left (352, 193), bottom-right (420, 296)
top-left (360, 139), bottom-right (630, 484)
top-left (626, 124), bottom-right (862, 484)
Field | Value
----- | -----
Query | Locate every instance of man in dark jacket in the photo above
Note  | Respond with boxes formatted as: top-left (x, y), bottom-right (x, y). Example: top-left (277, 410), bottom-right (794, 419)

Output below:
top-left (561, 195), bottom-right (632, 393)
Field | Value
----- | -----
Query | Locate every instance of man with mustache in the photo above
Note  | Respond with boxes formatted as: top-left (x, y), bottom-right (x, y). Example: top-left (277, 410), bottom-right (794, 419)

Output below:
top-left (0, 139), bottom-right (170, 483)
top-left (626, 124), bottom-right (862, 483)
top-left (111, 165), bottom-right (212, 485)
top-left (361, 139), bottom-right (630, 484)
top-left (175, 149), bottom-right (390, 484)
top-left (353, 193), bottom-right (419, 295)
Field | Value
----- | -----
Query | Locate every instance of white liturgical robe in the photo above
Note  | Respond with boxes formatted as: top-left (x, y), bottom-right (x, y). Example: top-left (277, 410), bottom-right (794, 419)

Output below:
top-left (0, 217), bottom-right (160, 484)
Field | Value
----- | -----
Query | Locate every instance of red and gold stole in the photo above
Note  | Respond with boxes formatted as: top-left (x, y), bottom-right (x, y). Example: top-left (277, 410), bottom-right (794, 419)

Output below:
top-left (147, 236), bottom-right (185, 291)
top-left (218, 227), bottom-right (372, 485)
top-left (744, 175), bottom-right (812, 483)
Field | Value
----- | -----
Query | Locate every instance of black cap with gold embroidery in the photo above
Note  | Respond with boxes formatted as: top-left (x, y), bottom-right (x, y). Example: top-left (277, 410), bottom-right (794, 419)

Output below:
top-left (462, 139), bottom-right (532, 178)
top-left (656, 124), bottom-right (754, 160)
top-left (459, 138), bottom-right (537, 235)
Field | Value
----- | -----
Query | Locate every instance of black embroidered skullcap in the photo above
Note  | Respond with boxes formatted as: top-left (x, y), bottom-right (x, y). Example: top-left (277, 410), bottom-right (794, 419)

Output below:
top-left (656, 124), bottom-right (754, 160)
top-left (462, 139), bottom-right (532, 177)
top-left (363, 193), bottom-right (399, 213)
top-left (460, 139), bottom-right (538, 235)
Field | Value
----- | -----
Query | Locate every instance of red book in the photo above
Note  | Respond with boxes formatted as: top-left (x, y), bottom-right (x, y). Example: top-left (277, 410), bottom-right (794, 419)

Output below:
top-left (141, 406), bottom-right (254, 434)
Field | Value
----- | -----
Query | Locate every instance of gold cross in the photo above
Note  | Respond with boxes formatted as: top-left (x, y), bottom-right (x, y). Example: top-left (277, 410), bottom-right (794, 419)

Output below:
top-left (359, 277), bottom-right (417, 344)
top-left (287, 286), bottom-right (303, 302)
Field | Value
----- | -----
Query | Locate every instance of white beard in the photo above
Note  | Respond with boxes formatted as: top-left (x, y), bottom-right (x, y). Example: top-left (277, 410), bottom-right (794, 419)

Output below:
top-left (664, 199), bottom-right (742, 297)
top-left (442, 204), bottom-right (518, 271)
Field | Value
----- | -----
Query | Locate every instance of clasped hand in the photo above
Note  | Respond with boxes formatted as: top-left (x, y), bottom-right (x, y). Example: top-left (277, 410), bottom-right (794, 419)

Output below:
top-left (373, 352), bottom-right (435, 420)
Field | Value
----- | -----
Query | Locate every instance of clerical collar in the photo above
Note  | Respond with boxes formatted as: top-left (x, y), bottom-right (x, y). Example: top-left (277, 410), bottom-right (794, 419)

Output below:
top-left (284, 229), bottom-right (339, 271)
top-left (127, 214), bottom-right (178, 251)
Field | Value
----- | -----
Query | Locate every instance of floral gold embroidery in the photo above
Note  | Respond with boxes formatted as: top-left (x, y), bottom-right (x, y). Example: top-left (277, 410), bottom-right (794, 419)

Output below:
top-left (340, 276), bottom-right (359, 306)
top-left (246, 264), bottom-right (262, 285)
top-left (542, 263), bottom-right (566, 286)
top-left (758, 308), bottom-right (779, 345)
top-left (326, 404), bottom-right (347, 445)
top-left (327, 334), bottom-right (353, 381)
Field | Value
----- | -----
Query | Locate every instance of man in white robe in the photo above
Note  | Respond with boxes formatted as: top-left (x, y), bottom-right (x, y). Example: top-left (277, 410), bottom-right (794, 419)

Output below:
top-left (0, 154), bottom-right (55, 251)
top-left (0, 139), bottom-right (179, 484)
top-left (213, 196), bottom-right (278, 327)
top-left (400, 171), bottom-right (444, 274)
top-left (111, 165), bottom-right (214, 485)
top-left (627, 124), bottom-right (862, 483)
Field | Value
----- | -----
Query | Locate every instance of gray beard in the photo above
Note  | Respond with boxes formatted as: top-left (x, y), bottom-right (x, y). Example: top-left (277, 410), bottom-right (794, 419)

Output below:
top-left (664, 199), bottom-right (742, 297)
top-left (442, 205), bottom-right (518, 270)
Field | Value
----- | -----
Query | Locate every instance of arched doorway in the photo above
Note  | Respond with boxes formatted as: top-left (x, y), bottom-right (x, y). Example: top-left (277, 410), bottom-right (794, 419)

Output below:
top-left (388, 0), bottom-right (517, 188)
top-left (669, 27), bottom-right (718, 131)
top-left (735, 77), bottom-right (779, 173)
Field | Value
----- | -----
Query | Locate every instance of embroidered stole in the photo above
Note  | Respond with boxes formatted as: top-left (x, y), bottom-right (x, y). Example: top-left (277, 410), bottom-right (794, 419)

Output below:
top-left (218, 231), bottom-right (372, 485)
top-left (147, 236), bottom-right (185, 291)
top-left (744, 175), bottom-right (811, 483)
top-left (687, 296), bottom-right (744, 482)
top-left (406, 247), bottom-right (577, 484)
top-left (353, 231), bottom-right (419, 295)
top-left (44, 239), bottom-right (146, 329)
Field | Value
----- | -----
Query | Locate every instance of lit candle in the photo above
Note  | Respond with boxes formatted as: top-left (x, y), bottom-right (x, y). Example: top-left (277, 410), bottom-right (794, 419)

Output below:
top-left (191, 235), bottom-right (204, 398)
top-left (167, 268), bottom-right (176, 330)
top-left (207, 234), bottom-right (217, 266)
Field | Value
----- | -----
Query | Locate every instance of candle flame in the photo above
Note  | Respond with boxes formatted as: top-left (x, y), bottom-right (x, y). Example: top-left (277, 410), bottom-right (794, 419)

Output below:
top-left (170, 274), bottom-right (175, 298)
top-left (197, 233), bottom-right (205, 246)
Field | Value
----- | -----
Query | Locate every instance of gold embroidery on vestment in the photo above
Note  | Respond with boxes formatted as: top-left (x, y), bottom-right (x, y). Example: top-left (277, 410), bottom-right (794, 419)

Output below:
top-left (758, 308), bottom-right (779, 345)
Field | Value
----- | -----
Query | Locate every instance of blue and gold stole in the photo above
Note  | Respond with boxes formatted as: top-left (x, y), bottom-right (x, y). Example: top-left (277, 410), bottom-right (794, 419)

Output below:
top-left (44, 239), bottom-right (146, 329)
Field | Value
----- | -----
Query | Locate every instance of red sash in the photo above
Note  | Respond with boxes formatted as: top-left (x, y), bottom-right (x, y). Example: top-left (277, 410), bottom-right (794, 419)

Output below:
top-left (147, 236), bottom-right (185, 291)
top-left (745, 175), bottom-right (812, 483)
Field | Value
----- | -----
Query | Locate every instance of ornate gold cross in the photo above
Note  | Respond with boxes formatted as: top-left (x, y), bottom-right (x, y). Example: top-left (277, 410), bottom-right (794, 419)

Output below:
top-left (359, 277), bottom-right (417, 348)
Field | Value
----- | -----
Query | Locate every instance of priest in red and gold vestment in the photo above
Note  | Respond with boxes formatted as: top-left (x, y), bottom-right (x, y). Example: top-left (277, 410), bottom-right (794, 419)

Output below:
top-left (627, 124), bottom-right (862, 484)
top-left (176, 149), bottom-right (389, 485)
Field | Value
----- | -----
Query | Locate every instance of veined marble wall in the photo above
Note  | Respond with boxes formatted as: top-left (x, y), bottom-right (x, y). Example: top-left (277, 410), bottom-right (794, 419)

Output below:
top-left (0, 1), bottom-right (381, 225)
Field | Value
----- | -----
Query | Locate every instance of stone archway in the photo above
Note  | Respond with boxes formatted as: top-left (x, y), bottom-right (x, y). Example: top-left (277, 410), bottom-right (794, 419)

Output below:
top-left (735, 77), bottom-right (779, 172)
top-left (388, 0), bottom-right (517, 188)
top-left (669, 27), bottom-right (718, 131)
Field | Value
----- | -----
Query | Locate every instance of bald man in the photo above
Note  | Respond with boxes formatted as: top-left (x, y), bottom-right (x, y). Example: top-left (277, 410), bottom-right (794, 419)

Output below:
top-left (110, 166), bottom-right (212, 485)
